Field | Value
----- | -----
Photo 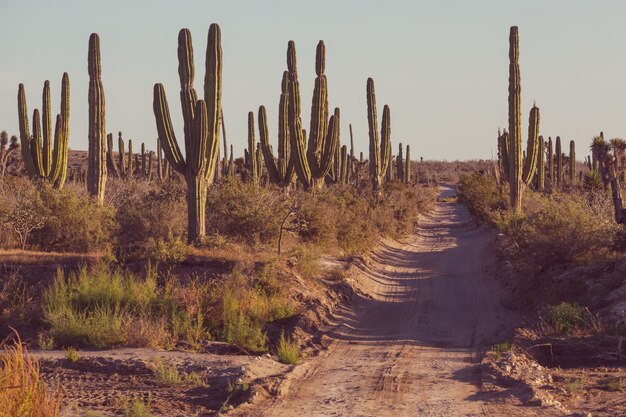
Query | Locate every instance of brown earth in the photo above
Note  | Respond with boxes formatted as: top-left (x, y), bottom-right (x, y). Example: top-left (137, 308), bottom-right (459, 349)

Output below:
top-left (235, 186), bottom-right (553, 417)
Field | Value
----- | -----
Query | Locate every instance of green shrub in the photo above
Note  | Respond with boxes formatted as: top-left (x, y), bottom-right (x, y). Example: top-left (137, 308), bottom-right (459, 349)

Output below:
top-left (546, 302), bottom-right (585, 333)
top-left (276, 332), bottom-right (300, 365)
top-left (212, 268), bottom-right (296, 352)
top-left (43, 263), bottom-right (209, 349)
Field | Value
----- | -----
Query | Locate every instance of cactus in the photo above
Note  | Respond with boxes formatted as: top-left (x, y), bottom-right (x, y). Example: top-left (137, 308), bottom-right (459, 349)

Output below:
top-left (536, 136), bottom-right (545, 190)
top-left (106, 133), bottom-right (120, 177)
top-left (397, 143), bottom-right (404, 182)
top-left (258, 72), bottom-right (295, 186)
top-left (287, 40), bottom-right (339, 189)
top-left (349, 124), bottom-right (355, 181)
top-left (404, 145), bottom-right (411, 185)
top-left (506, 27), bottom-right (539, 212)
top-left (497, 130), bottom-right (510, 182)
top-left (246, 111), bottom-right (258, 183)
top-left (569, 140), bottom-right (576, 184)
top-left (17, 74), bottom-right (70, 188)
top-left (367, 78), bottom-right (391, 192)
top-left (555, 136), bottom-right (562, 189)
top-left (546, 136), bottom-right (553, 188)
top-left (87, 34), bottom-right (107, 204)
top-left (153, 25), bottom-right (221, 243)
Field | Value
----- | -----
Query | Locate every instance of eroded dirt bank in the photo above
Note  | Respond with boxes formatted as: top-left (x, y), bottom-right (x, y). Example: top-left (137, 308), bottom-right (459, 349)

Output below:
top-left (241, 186), bottom-right (528, 417)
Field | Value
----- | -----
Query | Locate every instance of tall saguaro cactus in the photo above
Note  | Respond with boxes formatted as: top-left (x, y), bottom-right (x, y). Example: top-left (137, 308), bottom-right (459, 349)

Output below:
top-left (17, 74), bottom-right (70, 189)
top-left (246, 111), bottom-right (258, 183)
top-left (547, 137), bottom-right (553, 189)
top-left (287, 40), bottom-right (339, 189)
top-left (367, 78), bottom-right (391, 192)
top-left (153, 25), bottom-right (221, 243)
top-left (88, 34), bottom-right (107, 204)
top-left (506, 27), bottom-right (539, 212)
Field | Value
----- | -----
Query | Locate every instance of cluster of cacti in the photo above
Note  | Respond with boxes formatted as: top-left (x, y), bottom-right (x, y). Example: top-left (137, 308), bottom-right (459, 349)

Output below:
top-left (0, 131), bottom-right (20, 177)
top-left (257, 73), bottom-right (289, 185)
top-left (366, 78), bottom-right (391, 192)
top-left (87, 34), bottom-right (107, 204)
top-left (286, 40), bottom-right (340, 189)
top-left (17, 73), bottom-right (70, 189)
top-left (153, 25), bottom-right (222, 243)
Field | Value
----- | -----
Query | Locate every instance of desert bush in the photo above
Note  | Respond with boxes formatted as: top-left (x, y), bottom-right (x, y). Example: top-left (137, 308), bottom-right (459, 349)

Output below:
top-left (206, 177), bottom-right (288, 245)
top-left (0, 332), bottom-right (62, 417)
top-left (458, 173), bottom-right (506, 224)
top-left (29, 182), bottom-right (116, 253)
top-left (0, 176), bottom-right (44, 248)
top-left (497, 191), bottom-right (616, 272)
top-left (110, 178), bottom-right (187, 260)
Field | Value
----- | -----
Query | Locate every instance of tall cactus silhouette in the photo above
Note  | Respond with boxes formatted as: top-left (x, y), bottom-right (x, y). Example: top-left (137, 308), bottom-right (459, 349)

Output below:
top-left (88, 34), bottom-right (107, 204)
top-left (17, 73), bottom-right (70, 189)
top-left (506, 27), bottom-right (539, 212)
top-left (555, 136), bottom-right (562, 189)
top-left (547, 137), bottom-right (553, 188)
top-left (258, 72), bottom-right (295, 186)
top-left (287, 40), bottom-right (339, 189)
top-left (246, 111), bottom-right (258, 183)
top-left (569, 140), bottom-right (576, 184)
top-left (367, 78), bottom-right (391, 192)
top-left (153, 25), bottom-right (221, 243)
top-left (404, 145), bottom-right (411, 185)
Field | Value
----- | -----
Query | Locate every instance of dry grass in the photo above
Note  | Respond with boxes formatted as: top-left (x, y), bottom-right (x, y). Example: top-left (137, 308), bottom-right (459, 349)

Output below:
top-left (0, 249), bottom-right (101, 265)
top-left (0, 331), bottom-right (62, 417)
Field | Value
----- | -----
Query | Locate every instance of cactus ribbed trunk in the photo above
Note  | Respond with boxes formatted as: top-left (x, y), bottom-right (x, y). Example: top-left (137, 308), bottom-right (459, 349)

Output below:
top-left (397, 143), bottom-right (404, 182)
top-left (247, 111), bottom-right (258, 183)
top-left (88, 33), bottom-right (107, 204)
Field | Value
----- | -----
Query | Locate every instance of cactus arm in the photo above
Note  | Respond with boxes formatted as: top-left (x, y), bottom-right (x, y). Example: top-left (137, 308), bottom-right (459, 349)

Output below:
top-left (50, 73), bottom-right (70, 188)
top-left (153, 84), bottom-right (186, 174)
top-left (189, 99), bottom-right (209, 175)
top-left (42, 80), bottom-right (52, 176)
top-left (258, 105), bottom-right (280, 183)
top-left (521, 105), bottom-right (539, 184)
top-left (536, 135), bottom-right (545, 190)
top-left (203, 23), bottom-right (222, 185)
top-left (380, 105), bottom-right (391, 176)
top-left (17, 84), bottom-right (36, 175)
top-left (31, 109), bottom-right (45, 177)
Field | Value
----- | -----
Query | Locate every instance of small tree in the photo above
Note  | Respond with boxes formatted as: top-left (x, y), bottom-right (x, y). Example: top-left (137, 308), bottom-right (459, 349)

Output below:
top-left (7, 208), bottom-right (44, 249)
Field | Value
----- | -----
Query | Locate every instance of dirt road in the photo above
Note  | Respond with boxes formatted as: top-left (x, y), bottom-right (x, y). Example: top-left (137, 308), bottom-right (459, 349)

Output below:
top-left (251, 185), bottom-right (520, 417)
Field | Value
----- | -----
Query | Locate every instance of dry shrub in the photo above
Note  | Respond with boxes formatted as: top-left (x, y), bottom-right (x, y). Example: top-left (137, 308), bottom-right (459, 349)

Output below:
top-left (0, 332), bottom-right (62, 417)
top-left (458, 173), bottom-right (506, 223)
top-left (206, 177), bottom-right (289, 245)
top-left (497, 191), bottom-right (617, 272)
top-left (109, 178), bottom-right (187, 260)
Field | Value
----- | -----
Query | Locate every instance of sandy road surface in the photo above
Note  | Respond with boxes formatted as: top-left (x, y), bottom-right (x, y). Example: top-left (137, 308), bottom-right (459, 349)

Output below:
top-left (251, 185), bottom-right (520, 417)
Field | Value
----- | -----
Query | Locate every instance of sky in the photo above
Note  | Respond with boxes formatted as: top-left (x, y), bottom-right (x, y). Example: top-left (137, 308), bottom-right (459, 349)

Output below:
top-left (1, 0), bottom-right (625, 161)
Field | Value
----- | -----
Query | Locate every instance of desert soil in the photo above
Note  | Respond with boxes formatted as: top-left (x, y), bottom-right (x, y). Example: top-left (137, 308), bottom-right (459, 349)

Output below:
top-left (241, 185), bottom-right (530, 417)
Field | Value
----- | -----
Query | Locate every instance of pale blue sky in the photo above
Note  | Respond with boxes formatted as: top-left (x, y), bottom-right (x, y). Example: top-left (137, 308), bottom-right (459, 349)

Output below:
top-left (1, 1), bottom-right (625, 160)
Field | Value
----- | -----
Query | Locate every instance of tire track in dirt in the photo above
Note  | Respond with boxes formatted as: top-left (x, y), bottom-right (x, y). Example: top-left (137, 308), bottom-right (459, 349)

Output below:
top-left (248, 185), bottom-right (520, 417)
